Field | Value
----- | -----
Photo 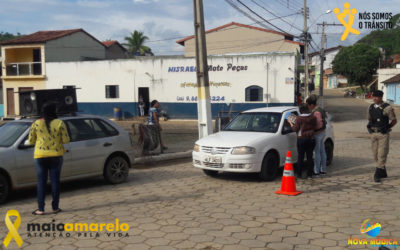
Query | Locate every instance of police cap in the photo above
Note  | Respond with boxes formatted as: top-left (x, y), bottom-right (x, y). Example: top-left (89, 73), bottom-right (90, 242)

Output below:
top-left (372, 90), bottom-right (384, 97)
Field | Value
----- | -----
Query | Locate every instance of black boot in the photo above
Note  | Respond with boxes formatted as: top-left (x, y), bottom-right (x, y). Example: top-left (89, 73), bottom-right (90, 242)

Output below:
top-left (381, 167), bottom-right (388, 178)
top-left (374, 168), bottom-right (381, 182)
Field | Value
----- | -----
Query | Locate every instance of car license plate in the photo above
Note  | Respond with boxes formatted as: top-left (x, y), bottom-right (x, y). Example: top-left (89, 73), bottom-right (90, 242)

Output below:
top-left (204, 155), bottom-right (222, 164)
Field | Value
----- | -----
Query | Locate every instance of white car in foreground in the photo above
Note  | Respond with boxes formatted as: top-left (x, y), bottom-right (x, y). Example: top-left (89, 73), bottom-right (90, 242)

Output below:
top-left (192, 106), bottom-right (334, 181)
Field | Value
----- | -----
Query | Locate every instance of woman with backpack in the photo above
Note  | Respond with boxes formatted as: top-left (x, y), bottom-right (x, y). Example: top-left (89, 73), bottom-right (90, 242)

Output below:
top-left (306, 95), bottom-right (327, 176)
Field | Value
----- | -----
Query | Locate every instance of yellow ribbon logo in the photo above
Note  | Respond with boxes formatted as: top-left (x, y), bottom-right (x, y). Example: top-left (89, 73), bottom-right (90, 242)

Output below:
top-left (3, 210), bottom-right (23, 248)
top-left (333, 2), bottom-right (360, 41)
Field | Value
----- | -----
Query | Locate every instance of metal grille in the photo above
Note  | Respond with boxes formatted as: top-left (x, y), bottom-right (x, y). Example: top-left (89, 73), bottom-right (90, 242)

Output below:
top-left (229, 164), bottom-right (245, 169)
top-left (201, 146), bottom-right (231, 154)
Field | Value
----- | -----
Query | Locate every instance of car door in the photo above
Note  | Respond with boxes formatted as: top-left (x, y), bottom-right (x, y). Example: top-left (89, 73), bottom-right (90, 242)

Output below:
top-left (14, 129), bottom-right (72, 185)
top-left (65, 118), bottom-right (114, 177)
top-left (280, 110), bottom-right (298, 163)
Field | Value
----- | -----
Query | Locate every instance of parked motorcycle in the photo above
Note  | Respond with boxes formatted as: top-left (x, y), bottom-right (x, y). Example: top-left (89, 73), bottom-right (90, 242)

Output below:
top-left (344, 90), bottom-right (356, 97)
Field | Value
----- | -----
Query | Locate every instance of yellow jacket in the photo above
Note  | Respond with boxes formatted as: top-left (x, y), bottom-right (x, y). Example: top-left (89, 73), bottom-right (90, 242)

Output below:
top-left (28, 119), bottom-right (70, 159)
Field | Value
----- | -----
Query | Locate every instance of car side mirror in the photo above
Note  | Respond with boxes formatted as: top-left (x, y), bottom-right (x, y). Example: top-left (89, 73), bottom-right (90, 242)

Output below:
top-left (18, 139), bottom-right (34, 150)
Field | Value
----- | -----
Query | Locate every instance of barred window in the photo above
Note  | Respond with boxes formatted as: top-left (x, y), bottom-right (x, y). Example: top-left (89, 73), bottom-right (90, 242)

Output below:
top-left (245, 85), bottom-right (263, 102)
top-left (106, 85), bottom-right (119, 99)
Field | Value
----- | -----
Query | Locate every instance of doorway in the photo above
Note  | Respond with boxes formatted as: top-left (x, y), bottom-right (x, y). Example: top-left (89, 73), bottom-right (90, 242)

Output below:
top-left (138, 87), bottom-right (150, 116)
top-left (7, 88), bottom-right (15, 115)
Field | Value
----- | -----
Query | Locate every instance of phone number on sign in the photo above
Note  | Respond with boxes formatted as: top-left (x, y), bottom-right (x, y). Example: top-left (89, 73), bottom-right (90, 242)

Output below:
top-left (177, 96), bottom-right (226, 102)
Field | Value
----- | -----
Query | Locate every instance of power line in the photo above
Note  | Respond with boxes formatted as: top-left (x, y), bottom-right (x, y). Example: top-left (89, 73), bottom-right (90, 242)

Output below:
top-left (146, 12), bottom-right (300, 44)
top-left (235, 0), bottom-right (291, 35)
top-left (252, 0), bottom-right (303, 32)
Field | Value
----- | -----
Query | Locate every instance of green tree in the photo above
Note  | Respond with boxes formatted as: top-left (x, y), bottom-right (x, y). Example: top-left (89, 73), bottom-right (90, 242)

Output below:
top-left (332, 44), bottom-right (380, 90)
top-left (0, 31), bottom-right (21, 42)
top-left (123, 30), bottom-right (153, 56)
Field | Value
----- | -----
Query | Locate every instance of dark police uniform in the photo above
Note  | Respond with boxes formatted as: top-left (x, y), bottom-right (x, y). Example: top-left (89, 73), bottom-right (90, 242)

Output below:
top-left (367, 91), bottom-right (397, 181)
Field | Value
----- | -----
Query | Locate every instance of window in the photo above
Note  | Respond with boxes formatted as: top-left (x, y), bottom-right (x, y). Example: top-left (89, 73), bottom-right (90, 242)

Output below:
top-left (223, 113), bottom-right (282, 133)
top-left (245, 86), bottom-right (263, 102)
top-left (95, 119), bottom-right (119, 136)
top-left (0, 122), bottom-right (31, 147)
top-left (65, 119), bottom-right (119, 142)
top-left (282, 111), bottom-right (299, 134)
top-left (106, 85), bottom-right (119, 99)
top-left (65, 119), bottom-right (98, 141)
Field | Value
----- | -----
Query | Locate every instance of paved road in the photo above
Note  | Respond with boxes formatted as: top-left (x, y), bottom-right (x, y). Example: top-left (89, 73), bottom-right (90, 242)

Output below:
top-left (1, 90), bottom-right (399, 250)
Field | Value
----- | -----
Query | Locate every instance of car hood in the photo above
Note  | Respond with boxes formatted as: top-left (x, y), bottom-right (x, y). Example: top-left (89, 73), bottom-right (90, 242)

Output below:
top-left (196, 131), bottom-right (275, 147)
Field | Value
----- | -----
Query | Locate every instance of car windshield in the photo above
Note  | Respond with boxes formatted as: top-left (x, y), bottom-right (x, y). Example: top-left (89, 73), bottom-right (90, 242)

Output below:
top-left (223, 112), bottom-right (282, 133)
top-left (0, 122), bottom-right (31, 147)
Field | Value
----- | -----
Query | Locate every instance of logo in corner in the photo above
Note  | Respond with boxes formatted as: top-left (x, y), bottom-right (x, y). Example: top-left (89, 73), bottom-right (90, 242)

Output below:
top-left (360, 219), bottom-right (381, 238)
top-left (333, 2), bottom-right (361, 41)
top-left (3, 210), bottom-right (23, 248)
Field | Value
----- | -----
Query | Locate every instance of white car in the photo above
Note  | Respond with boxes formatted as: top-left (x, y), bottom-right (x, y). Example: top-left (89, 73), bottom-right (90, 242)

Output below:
top-left (192, 106), bottom-right (334, 181)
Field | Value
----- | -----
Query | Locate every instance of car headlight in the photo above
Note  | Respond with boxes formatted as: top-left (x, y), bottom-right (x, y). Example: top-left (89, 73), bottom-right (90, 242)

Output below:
top-left (193, 144), bottom-right (200, 152)
top-left (231, 146), bottom-right (256, 155)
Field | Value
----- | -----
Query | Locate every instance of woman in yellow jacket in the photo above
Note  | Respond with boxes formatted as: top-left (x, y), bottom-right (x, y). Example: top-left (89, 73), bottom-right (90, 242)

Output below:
top-left (28, 103), bottom-right (70, 215)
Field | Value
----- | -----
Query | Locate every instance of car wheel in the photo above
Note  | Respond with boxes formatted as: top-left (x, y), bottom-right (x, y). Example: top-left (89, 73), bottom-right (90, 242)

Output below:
top-left (259, 152), bottom-right (279, 181)
top-left (0, 174), bottom-right (10, 204)
top-left (203, 169), bottom-right (219, 177)
top-left (325, 140), bottom-right (334, 166)
top-left (104, 156), bottom-right (130, 184)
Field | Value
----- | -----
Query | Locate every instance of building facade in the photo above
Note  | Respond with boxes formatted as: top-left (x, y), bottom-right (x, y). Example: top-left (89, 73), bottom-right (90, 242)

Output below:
top-left (0, 29), bottom-right (128, 117)
top-left (177, 22), bottom-right (303, 57)
top-left (382, 74), bottom-right (400, 105)
top-left (45, 53), bottom-right (297, 118)
top-left (378, 68), bottom-right (400, 102)
top-left (310, 46), bottom-right (348, 89)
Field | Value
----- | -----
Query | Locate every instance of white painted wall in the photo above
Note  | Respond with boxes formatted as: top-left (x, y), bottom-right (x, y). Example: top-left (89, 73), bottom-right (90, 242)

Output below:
top-left (377, 68), bottom-right (400, 101)
top-left (311, 49), bottom-right (339, 70)
top-left (45, 53), bottom-right (296, 105)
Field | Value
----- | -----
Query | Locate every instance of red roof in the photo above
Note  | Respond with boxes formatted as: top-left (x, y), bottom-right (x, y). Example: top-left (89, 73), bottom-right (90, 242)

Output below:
top-left (176, 22), bottom-right (301, 46)
top-left (0, 29), bottom-right (105, 47)
top-left (102, 40), bottom-right (118, 47)
top-left (102, 40), bottom-right (127, 52)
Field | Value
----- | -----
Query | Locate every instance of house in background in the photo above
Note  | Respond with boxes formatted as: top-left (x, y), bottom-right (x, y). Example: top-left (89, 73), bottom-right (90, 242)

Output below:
top-left (382, 74), bottom-right (400, 105)
top-left (102, 40), bottom-right (128, 59)
top-left (0, 58), bottom-right (3, 117)
top-left (176, 22), bottom-right (303, 57)
top-left (309, 46), bottom-right (348, 89)
top-left (0, 28), bottom-right (126, 117)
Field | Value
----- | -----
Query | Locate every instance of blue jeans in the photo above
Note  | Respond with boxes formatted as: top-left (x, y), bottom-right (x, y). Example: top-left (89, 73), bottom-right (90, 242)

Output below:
top-left (34, 157), bottom-right (63, 211)
top-left (314, 131), bottom-right (327, 174)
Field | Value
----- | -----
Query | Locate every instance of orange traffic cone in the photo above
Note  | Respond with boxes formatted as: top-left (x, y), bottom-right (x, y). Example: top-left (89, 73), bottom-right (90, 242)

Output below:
top-left (275, 151), bottom-right (302, 196)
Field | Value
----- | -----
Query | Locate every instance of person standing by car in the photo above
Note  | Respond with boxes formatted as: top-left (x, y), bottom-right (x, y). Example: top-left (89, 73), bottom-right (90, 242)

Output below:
top-left (307, 95), bottom-right (327, 177)
top-left (288, 104), bottom-right (317, 179)
top-left (28, 103), bottom-right (70, 215)
top-left (148, 100), bottom-right (167, 151)
top-left (367, 90), bottom-right (397, 182)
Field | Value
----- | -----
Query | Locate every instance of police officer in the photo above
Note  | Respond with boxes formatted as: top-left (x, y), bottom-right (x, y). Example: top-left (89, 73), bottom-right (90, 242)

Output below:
top-left (367, 90), bottom-right (397, 182)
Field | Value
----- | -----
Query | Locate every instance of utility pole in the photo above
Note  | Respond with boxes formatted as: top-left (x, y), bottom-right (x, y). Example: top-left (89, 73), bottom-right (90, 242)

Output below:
top-left (303, 0), bottom-right (309, 99)
top-left (316, 22), bottom-right (341, 101)
top-left (319, 21), bottom-right (326, 98)
top-left (193, 0), bottom-right (212, 138)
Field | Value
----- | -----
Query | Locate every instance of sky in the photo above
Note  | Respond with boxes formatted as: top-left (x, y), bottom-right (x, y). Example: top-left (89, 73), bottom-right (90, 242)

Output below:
top-left (0, 0), bottom-right (399, 55)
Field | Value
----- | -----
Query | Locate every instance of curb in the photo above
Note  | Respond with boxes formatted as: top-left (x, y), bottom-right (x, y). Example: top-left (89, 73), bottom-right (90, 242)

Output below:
top-left (134, 150), bottom-right (192, 164)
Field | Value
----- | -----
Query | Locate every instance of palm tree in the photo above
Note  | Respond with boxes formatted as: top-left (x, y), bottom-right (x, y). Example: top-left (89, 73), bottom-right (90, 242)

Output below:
top-left (124, 30), bottom-right (153, 57)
